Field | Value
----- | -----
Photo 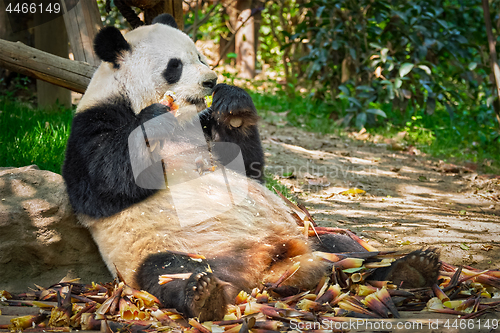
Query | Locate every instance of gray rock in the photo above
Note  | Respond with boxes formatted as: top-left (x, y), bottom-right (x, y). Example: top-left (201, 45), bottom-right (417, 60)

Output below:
top-left (0, 165), bottom-right (112, 293)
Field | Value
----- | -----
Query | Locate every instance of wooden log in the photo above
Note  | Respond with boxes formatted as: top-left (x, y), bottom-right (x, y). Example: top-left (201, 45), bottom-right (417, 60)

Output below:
top-left (0, 38), bottom-right (96, 94)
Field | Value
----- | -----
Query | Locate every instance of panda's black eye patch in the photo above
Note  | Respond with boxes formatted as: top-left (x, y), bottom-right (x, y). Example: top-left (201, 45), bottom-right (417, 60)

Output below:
top-left (163, 58), bottom-right (183, 84)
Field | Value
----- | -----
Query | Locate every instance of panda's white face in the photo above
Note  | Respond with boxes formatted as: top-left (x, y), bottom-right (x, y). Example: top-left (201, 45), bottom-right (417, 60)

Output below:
top-left (78, 23), bottom-right (217, 115)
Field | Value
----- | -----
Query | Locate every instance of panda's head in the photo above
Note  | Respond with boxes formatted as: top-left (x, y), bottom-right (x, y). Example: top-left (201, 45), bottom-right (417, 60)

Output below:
top-left (78, 14), bottom-right (217, 114)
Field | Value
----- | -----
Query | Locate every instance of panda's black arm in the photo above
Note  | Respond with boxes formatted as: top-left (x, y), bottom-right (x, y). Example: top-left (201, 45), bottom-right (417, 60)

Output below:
top-left (198, 107), bottom-right (216, 138)
top-left (63, 102), bottom-right (170, 218)
top-left (214, 123), bottom-right (264, 182)
top-left (199, 84), bottom-right (265, 182)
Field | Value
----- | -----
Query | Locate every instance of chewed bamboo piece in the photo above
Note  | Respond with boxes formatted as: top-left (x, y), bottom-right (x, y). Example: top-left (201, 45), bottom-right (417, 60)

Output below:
top-left (2, 259), bottom-right (499, 332)
top-left (159, 90), bottom-right (179, 115)
top-left (158, 273), bottom-right (193, 285)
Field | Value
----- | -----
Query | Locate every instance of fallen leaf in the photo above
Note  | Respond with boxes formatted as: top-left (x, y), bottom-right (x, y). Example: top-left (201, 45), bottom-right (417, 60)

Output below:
top-left (340, 188), bottom-right (366, 196)
top-left (390, 143), bottom-right (406, 151)
top-left (408, 146), bottom-right (421, 155)
top-left (481, 245), bottom-right (493, 251)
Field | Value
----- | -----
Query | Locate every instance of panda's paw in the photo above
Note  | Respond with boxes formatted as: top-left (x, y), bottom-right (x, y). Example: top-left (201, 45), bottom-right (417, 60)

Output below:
top-left (138, 103), bottom-right (179, 140)
top-left (185, 271), bottom-right (227, 321)
top-left (387, 249), bottom-right (440, 288)
top-left (188, 272), bottom-right (215, 307)
top-left (211, 84), bottom-right (259, 132)
top-left (139, 103), bottom-right (172, 122)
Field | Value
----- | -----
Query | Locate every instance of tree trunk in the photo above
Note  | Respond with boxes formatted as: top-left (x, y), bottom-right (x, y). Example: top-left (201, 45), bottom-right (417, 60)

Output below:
top-left (234, 0), bottom-right (255, 78)
top-left (482, 0), bottom-right (500, 128)
top-left (222, 0), bottom-right (238, 64)
top-left (253, 0), bottom-right (263, 73)
top-left (0, 1), bottom-right (35, 95)
top-left (144, 0), bottom-right (184, 30)
top-left (34, 14), bottom-right (71, 109)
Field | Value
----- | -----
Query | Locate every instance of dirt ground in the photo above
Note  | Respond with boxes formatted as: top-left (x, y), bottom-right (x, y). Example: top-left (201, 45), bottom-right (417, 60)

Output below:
top-left (260, 119), bottom-right (500, 271)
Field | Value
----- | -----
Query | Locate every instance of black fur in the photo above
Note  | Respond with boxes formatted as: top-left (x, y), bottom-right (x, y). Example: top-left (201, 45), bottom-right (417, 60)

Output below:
top-left (199, 84), bottom-right (264, 182)
top-left (152, 13), bottom-right (179, 29)
top-left (163, 58), bottom-right (183, 85)
top-left (136, 252), bottom-right (228, 321)
top-left (313, 234), bottom-right (367, 252)
top-left (62, 100), bottom-right (174, 218)
top-left (94, 26), bottom-right (131, 68)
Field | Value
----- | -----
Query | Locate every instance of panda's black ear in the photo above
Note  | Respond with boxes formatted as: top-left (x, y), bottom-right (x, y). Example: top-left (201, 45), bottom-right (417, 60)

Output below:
top-left (94, 26), bottom-right (131, 67)
top-left (152, 13), bottom-right (178, 29)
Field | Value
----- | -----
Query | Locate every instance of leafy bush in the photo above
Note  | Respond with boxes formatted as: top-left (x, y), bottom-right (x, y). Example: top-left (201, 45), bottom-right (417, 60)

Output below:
top-left (291, 0), bottom-right (496, 129)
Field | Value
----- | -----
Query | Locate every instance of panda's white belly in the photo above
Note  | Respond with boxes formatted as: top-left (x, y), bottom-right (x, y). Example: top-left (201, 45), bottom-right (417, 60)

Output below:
top-left (78, 170), bottom-right (304, 287)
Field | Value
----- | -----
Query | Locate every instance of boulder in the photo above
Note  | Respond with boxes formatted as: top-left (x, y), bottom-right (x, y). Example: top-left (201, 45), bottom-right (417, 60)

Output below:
top-left (0, 165), bottom-right (112, 293)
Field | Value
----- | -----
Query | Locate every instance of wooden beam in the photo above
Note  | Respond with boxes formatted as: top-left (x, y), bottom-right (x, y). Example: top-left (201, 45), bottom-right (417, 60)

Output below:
top-left (61, 0), bottom-right (102, 66)
top-left (0, 38), bottom-right (96, 94)
top-left (34, 12), bottom-right (71, 108)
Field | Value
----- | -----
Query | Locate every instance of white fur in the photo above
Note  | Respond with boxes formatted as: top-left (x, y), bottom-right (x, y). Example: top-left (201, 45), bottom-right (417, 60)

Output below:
top-left (78, 23), bottom-right (216, 114)
top-left (77, 171), bottom-right (318, 289)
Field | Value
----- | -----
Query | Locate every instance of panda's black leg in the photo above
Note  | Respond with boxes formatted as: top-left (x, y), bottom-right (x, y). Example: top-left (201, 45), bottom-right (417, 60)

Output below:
top-left (135, 252), bottom-right (228, 321)
top-left (313, 234), bottom-right (368, 253)
top-left (311, 234), bottom-right (440, 288)
top-left (200, 83), bottom-right (264, 182)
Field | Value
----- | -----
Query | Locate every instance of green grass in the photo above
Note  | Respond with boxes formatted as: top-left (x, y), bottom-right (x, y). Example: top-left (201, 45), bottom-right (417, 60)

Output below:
top-left (372, 104), bottom-right (500, 171)
top-left (0, 99), bottom-right (73, 174)
top-left (264, 173), bottom-right (295, 201)
top-left (250, 91), bottom-right (343, 135)
top-left (251, 91), bottom-right (500, 172)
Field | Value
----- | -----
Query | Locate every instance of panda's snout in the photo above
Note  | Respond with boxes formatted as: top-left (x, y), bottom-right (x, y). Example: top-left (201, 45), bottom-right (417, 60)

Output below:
top-left (202, 78), bottom-right (217, 90)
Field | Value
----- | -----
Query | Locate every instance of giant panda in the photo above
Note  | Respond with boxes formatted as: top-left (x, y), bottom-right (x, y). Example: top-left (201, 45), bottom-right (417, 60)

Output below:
top-left (62, 14), bottom-right (440, 322)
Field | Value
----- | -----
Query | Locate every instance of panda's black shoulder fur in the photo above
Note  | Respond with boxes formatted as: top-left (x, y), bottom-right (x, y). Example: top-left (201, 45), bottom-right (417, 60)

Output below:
top-left (63, 98), bottom-right (171, 218)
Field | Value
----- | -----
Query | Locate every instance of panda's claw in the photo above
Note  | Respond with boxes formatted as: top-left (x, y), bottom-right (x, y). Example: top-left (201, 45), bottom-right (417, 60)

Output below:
top-left (386, 248), bottom-right (441, 288)
top-left (185, 271), bottom-right (226, 321)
